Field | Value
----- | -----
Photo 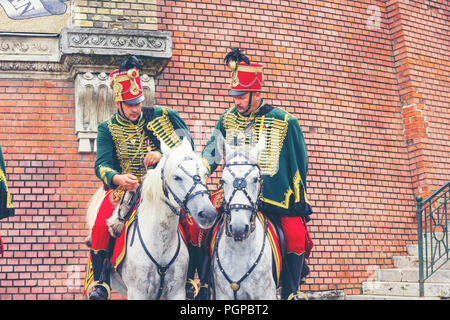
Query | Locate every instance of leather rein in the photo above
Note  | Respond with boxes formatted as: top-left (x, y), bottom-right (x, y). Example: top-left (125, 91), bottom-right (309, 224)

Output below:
top-left (213, 156), bottom-right (268, 299)
top-left (129, 154), bottom-right (209, 299)
top-left (213, 215), bottom-right (269, 300)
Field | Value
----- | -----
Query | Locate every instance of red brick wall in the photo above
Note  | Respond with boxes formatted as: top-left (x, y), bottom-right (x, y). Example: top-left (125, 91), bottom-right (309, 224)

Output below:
top-left (387, 0), bottom-right (450, 197)
top-left (0, 0), bottom-right (448, 299)
top-left (0, 79), bottom-right (98, 299)
top-left (155, 0), bottom-right (447, 294)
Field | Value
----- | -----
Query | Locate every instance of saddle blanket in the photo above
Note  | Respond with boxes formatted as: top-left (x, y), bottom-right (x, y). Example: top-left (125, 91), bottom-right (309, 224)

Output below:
top-left (83, 207), bottom-right (187, 298)
top-left (209, 211), bottom-right (283, 286)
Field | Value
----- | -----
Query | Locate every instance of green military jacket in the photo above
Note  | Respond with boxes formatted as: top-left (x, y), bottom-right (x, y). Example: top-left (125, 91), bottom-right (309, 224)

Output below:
top-left (0, 146), bottom-right (14, 219)
top-left (95, 107), bottom-right (193, 189)
top-left (201, 100), bottom-right (312, 221)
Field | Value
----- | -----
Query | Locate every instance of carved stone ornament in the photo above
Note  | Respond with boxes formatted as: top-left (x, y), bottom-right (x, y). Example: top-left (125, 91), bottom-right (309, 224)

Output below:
top-left (59, 27), bottom-right (172, 76)
top-left (75, 71), bottom-right (155, 153)
top-left (60, 28), bottom-right (171, 57)
top-left (0, 27), bottom-right (172, 77)
top-left (0, 35), bottom-right (60, 62)
top-left (0, 27), bottom-right (171, 153)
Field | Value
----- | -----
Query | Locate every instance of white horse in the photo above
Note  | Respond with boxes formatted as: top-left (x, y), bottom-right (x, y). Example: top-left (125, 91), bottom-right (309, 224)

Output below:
top-left (85, 137), bottom-right (217, 299)
top-left (211, 137), bottom-right (278, 300)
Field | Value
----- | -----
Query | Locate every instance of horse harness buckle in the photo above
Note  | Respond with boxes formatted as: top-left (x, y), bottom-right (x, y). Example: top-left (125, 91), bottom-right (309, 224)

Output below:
top-left (230, 282), bottom-right (240, 291)
top-left (158, 266), bottom-right (169, 276)
top-left (233, 177), bottom-right (247, 190)
top-left (223, 162), bottom-right (261, 215)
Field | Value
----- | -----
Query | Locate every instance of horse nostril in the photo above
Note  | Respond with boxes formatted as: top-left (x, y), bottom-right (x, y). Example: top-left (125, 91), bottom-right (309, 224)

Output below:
top-left (198, 210), bottom-right (205, 218)
top-left (244, 225), bottom-right (249, 234)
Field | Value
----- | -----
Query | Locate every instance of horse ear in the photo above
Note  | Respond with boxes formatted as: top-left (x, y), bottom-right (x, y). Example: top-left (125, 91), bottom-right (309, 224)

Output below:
top-left (160, 139), bottom-right (171, 155)
top-left (223, 141), bottom-right (234, 163)
top-left (181, 136), bottom-right (193, 152)
top-left (251, 134), bottom-right (266, 162)
top-left (214, 131), bottom-right (226, 162)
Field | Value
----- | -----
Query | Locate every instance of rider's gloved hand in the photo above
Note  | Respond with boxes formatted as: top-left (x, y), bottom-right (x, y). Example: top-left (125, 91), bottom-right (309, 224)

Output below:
top-left (112, 173), bottom-right (139, 191)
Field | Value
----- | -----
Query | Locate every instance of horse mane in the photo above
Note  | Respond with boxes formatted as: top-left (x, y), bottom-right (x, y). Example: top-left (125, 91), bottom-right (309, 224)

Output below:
top-left (141, 162), bottom-right (165, 206)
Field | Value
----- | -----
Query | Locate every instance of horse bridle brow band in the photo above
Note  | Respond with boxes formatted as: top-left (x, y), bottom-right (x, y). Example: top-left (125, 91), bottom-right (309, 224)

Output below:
top-left (222, 160), bottom-right (262, 240)
top-left (222, 161), bottom-right (261, 214)
top-left (161, 155), bottom-right (210, 218)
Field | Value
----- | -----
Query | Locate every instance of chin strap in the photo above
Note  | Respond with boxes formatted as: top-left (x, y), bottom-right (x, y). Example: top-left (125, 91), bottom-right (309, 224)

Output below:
top-left (240, 92), bottom-right (253, 115)
top-left (119, 102), bottom-right (131, 122)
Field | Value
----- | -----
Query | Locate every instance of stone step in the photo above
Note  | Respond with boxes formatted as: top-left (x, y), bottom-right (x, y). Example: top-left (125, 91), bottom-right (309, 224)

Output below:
top-left (406, 244), bottom-right (417, 256)
top-left (345, 294), bottom-right (441, 300)
top-left (407, 243), bottom-right (450, 258)
top-left (393, 255), bottom-right (450, 269)
top-left (362, 281), bottom-right (450, 298)
top-left (393, 255), bottom-right (420, 268)
top-left (377, 268), bottom-right (450, 283)
top-left (305, 289), bottom-right (345, 300)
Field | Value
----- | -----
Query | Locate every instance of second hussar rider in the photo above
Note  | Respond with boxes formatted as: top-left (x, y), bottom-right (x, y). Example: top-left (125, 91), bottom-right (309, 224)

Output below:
top-left (191, 48), bottom-right (314, 300)
top-left (88, 56), bottom-right (194, 300)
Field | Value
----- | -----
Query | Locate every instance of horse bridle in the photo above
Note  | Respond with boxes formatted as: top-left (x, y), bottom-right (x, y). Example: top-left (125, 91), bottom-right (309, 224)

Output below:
top-left (221, 156), bottom-right (262, 241)
top-left (161, 155), bottom-right (210, 219)
top-left (129, 154), bottom-right (209, 299)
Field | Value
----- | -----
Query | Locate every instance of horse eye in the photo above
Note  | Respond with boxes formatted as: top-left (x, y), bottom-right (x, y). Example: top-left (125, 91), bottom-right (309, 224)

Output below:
top-left (174, 175), bottom-right (182, 181)
top-left (253, 177), bottom-right (258, 183)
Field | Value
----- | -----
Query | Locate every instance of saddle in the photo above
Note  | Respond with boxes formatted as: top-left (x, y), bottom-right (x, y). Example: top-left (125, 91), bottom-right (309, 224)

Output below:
top-left (83, 199), bottom-right (188, 298)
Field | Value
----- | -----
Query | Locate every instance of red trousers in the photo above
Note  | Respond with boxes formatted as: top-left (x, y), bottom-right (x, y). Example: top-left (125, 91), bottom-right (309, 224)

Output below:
top-left (182, 189), bottom-right (313, 257)
top-left (91, 189), bottom-right (197, 251)
top-left (91, 189), bottom-right (122, 251)
top-left (182, 212), bottom-right (313, 258)
top-left (280, 215), bottom-right (313, 258)
top-left (91, 188), bottom-right (313, 259)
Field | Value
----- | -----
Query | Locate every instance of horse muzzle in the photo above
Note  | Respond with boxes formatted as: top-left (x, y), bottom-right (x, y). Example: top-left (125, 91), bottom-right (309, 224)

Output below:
top-left (225, 210), bottom-right (256, 241)
top-left (227, 223), bottom-right (250, 242)
top-left (191, 201), bottom-right (217, 229)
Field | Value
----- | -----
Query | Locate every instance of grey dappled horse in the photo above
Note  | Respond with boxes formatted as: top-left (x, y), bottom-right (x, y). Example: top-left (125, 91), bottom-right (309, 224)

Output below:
top-left (86, 137), bottom-right (217, 299)
top-left (211, 137), bottom-right (277, 299)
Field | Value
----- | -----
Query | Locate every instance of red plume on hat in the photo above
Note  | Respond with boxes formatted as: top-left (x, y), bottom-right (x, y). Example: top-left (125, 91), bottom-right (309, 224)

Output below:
top-left (109, 55), bottom-right (145, 104)
top-left (224, 48), bottom-right (263, 96)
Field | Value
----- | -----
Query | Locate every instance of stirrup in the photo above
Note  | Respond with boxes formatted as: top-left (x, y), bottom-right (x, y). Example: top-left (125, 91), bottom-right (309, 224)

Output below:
top-left (196, 283), bottom-right (210, 300)
top-left (287, 290), bottom-right (308, 300)
top-left (186, 279), bottom-right (200, 299)
top-left (88, 281), bottom-right (111, 300)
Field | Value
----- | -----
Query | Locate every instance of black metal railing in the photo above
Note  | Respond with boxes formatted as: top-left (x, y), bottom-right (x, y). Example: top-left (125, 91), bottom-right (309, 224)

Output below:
top-left (416, 181), bottom-right (449, 297)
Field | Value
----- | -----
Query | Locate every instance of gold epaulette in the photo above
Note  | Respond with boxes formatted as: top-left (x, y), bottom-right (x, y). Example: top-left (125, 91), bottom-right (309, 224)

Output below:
top-left (147, 108), bottom-right (182, 149)
top-left (222, 110), bottom-right (289, 176)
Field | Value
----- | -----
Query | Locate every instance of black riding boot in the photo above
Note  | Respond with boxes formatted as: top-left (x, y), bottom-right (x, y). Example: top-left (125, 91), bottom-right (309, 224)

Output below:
top-left (196, 246), bottom-right (211, 300)
top-left (186, 244), bottom-right (201, 300)
top-left (89, 249), bottom-right (111, 300)
top-left (281, 252), bottom-right (308, 300)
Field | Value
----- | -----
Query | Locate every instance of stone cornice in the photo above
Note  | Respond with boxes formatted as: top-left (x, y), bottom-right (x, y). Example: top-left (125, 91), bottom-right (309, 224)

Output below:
top-left (0, 34), bottom-right (60, 62)
top-left (60, 28), bottom-right (171, 58)
top-left (0, 28), bottom-right (172, 78)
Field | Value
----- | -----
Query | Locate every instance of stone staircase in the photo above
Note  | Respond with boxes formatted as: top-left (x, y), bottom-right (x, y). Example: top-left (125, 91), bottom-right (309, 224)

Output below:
top-left (346, 243), bottom-right (450, 300)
